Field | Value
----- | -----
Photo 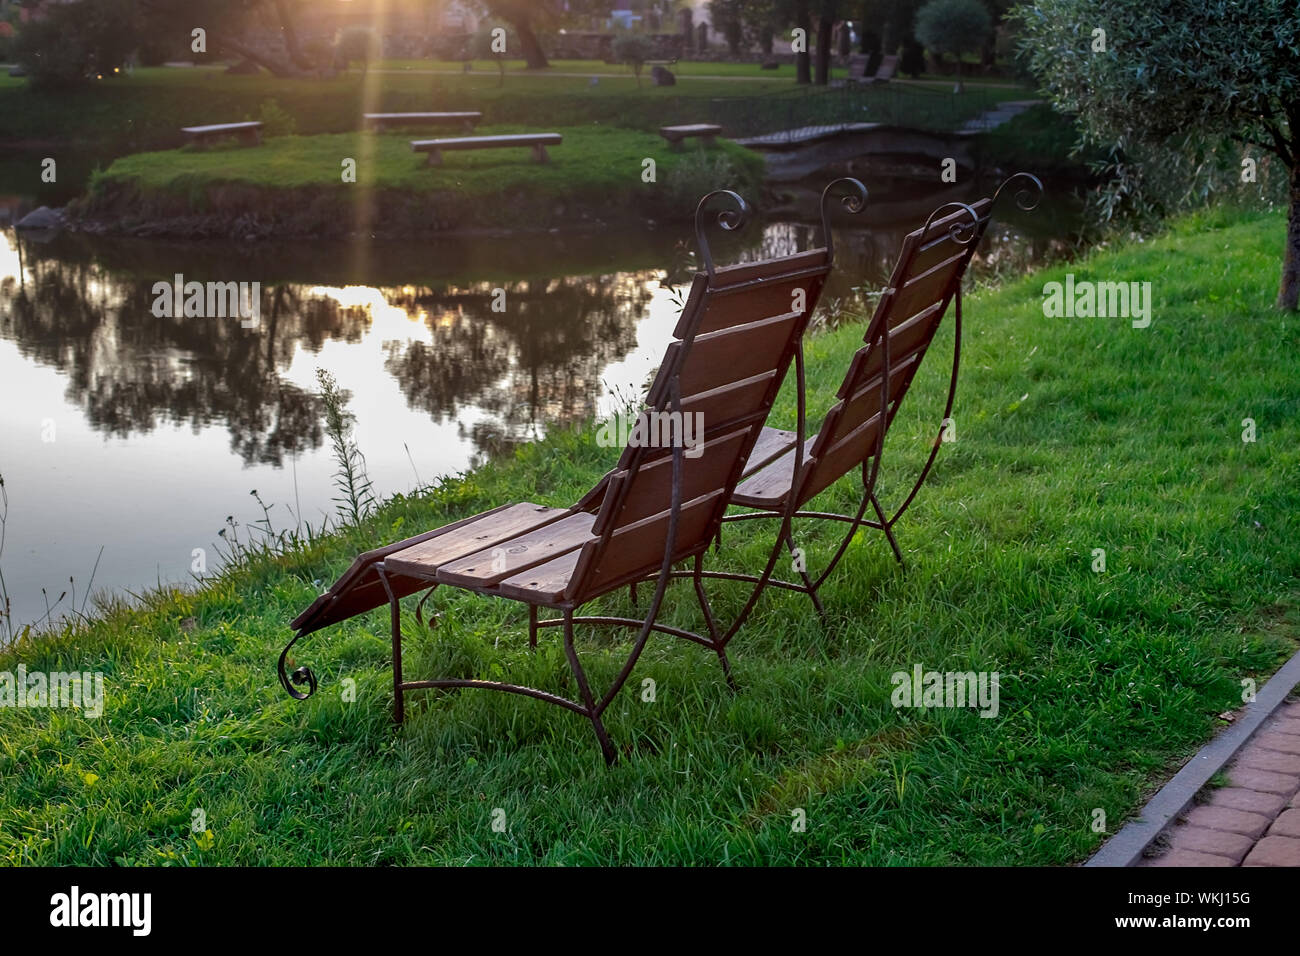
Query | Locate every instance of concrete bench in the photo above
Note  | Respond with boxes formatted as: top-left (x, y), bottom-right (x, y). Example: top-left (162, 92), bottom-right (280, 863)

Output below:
top-left (411, 133), bottom-right (562, 166)
top-left (364, 112), bottom-right (482, 133)
top-left (181, 121), bottom-right (263, 149)
top-left (659, 124), bottom-right (722, 150)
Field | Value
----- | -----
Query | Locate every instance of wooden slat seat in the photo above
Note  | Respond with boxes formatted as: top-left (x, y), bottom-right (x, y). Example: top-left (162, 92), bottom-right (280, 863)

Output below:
top-left (433, 512), bottom-right (597, 589)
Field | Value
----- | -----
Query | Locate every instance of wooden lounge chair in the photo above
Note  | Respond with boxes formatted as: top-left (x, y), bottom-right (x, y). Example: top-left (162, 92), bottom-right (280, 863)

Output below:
top-left (279, 184), bottom-right (864, 763)
top-left (689, 174), bottom-right (1044, 625)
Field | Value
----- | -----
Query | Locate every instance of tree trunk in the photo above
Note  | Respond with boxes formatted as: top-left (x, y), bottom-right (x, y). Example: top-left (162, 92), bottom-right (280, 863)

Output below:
top-left (513, 17), bottom-right (550, 69)
top-left (214, 36), bottom-right (301, 77)
top-left (1280, 166), bottom-right (1300, 310)
top-left (815, 16), bottom-right (833, 85)
top-left (274, 0), bottom-right (312, 71)
top-left (796, 1), bottom-right (811, 84)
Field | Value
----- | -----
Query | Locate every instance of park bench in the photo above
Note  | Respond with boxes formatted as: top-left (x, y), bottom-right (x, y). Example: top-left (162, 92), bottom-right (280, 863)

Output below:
top-left (410, 132), bottom-right (562, 166)
top-left (280, 186), bottom-right (852, 764)
top-left (181, 121), bottom-right (263, 149)
top-left (659, 124), bottom-right (722, 149)
top-left (363, 111), bottom-right (482, 133)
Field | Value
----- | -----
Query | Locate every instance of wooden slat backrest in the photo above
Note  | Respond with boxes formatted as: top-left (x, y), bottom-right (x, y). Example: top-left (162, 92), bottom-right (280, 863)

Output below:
top-left (789, 198), bottom-right (992, 507)
top-left (572, 246), bottom-right (832, 600)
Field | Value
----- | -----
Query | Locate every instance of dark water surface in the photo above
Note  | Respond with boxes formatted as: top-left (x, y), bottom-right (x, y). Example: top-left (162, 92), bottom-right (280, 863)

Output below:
top-left (0, 177), bottom-right (1077, 630)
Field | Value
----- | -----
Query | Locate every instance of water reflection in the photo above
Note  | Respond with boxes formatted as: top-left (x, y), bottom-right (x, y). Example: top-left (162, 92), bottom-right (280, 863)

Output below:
top-left (0, 185), bottom-right (1077, 628)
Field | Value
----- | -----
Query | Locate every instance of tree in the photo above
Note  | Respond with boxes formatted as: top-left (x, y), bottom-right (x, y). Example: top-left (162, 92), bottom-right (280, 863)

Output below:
top-left (137, 0), bottom-right (310, 77)
top-left (612, 33), bottom-right (653, 88)
top-left (709, 1), bottom-right (745, 55)
top-left (480, 0), bottom-right (550, 70)
top-left (914, 0), bottom-right (990, 92)
top-left (1014, 0), bottom-right (1300, 310)
top-left (14, 0), bottom-right (139, 89)
top-left (793, 0), bottom-right (811, 83)
top-left (472, 25), bottom-right (509, 86)
top-left (812, 0), bottom-right (839, 85)
top-left (336, 26), bottom-right (379, 75)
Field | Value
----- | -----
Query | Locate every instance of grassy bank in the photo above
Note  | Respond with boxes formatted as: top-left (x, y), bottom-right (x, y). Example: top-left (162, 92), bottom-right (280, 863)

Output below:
top-left (79, 125), bottom-right (765, 236)
top-left (0, 65), bottom-right (1031, 152)
top-left (2, 207), bottom-right (1296, 865)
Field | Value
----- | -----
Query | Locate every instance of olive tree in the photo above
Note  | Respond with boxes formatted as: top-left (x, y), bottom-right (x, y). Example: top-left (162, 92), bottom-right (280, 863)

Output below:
top-left (1013, 0), bottom-right (1300, 310)
top-left (914, 0), bottom-right (992, 92)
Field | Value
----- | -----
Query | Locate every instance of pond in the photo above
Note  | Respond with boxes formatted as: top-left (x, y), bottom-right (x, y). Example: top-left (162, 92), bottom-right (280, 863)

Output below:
top-left (0, 174), bottom-right (1078, 633)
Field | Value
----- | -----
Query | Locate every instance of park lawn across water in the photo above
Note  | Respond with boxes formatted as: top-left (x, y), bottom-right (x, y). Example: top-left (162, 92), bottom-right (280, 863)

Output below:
top-left (81, 125), bottom-right (765, 234)
top-left (1, 206), bottom-right (1296, 865)
top-left (0, 64), bottom-right (1032, 151)
top-left (90, 125), bottom-right (763, 204)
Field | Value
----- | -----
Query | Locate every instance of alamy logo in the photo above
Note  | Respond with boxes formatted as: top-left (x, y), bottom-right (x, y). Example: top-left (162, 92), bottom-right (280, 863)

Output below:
top-left (150, 273), bottom-right (260, 328)
top-left (50, 886), bottom-right (151, 936)
top-left (890, 664), bottom-right (1000, 718)
top-left (595, 410), bottom-right (705, 459)
top-left (1041, 273), bottom-right (1152, 328)
top-left (0, 666), bottom-right (104, 718)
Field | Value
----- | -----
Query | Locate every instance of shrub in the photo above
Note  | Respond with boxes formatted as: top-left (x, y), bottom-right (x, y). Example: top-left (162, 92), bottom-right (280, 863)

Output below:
top-left (335, 25), bottom-right (380, 73)
top-left (252, 99), bottom-right (297, 137)
top-left (14, 0), bottom-right (138, 90)
top-left (612, 33), bottom-right (654, 88)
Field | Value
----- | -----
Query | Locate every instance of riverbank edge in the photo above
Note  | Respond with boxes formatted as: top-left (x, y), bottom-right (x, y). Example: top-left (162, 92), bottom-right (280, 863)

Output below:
top-left (3, 205), bottom-right (1293, 867)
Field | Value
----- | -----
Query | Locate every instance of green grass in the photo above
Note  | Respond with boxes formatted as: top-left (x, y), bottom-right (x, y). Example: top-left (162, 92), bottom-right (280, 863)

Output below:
top-left (91, 125), bottom-right (763, 205)
top-left (2, 207), bottom-right (1296, 865)
top-left (0, 64), bottom-right (1034, 153)
top-left (370, 58), bottom-right (844, 79)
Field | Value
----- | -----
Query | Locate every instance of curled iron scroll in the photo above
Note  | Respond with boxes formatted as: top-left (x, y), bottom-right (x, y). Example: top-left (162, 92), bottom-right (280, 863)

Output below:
top-left (819, 177), bottom-right (868, 265)
top-left (693, 189), bottom-right (751, 279)
top-left (278, 632), bottom-right (318, 700)
top-left (990, 172), bottom-right (1044, 218)
top-left (921, 200), bottom-right (982, 247)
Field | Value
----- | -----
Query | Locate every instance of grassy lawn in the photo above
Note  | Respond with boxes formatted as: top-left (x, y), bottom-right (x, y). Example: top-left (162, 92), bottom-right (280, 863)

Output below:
top-left (91, 125), bottom-right (763, 205)
top-left (3, 207), bottom-right (1294, 865)
top-left (0, 64), bottom-right (1033, 153)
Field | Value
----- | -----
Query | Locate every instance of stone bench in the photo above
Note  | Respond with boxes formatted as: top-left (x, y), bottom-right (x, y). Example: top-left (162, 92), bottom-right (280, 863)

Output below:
top-left (659, 124), bottom-right (722, 150)
top-left (181, 121), bottom-right (264, 149)
top-left (410, 133), bottom-right (562, 166)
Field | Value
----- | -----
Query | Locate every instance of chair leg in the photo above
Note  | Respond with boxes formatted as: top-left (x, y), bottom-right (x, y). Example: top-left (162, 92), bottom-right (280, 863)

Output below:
top-left (385, 577), bottom-right (406, 725)
top-left (870, 494), bottom-right (905, 568)
top-left (563, 611), bottom-right (617, 765)
top-left (785, 532), bottom-right (828, 625)
top-left (528, 605), bottom-right (538, 650)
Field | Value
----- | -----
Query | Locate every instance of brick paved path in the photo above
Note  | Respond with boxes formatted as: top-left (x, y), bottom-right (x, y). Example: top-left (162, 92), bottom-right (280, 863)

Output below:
top-left (1141, 699), bottom-right (1300, 867)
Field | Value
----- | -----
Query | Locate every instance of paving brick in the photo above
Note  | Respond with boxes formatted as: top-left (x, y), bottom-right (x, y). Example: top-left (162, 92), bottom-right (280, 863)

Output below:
top-left (1268, 808), bottom-right (1300, 839)
top-left (1144, 848), bottom-right (1237, 867)
top-left (1227, 766), bottom-right (1300, 796)
top-left (1167, 825), bottom-right (1254, 862)
top-left (1234, 747), bottom-right (1300, 775)
top-left (1207, 787), bottom-right (1289, 817)
top-left (1242, 835), bottom-right (1300, 867)
top-left (1270, 718), bottom-right (1300, 737)
top-left (1182, 805), bottom-right (1271, 839)
top-left (1252, 731), bottom-right (1300, 756)
top-left (1279, 701), bottom-right (1300, 720)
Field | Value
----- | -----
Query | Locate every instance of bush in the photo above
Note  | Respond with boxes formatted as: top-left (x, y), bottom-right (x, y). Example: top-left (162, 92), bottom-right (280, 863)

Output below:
top-left (612, 33), bottom-right (654, 88)
top-left (253, 99), bottom-right (297, 137)
top-left (14, 0), bottom-right (138, 89)
top-left (335, 25), bottom-right (379, 72)
top-left (662, 150), bottom-right (745, 214)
